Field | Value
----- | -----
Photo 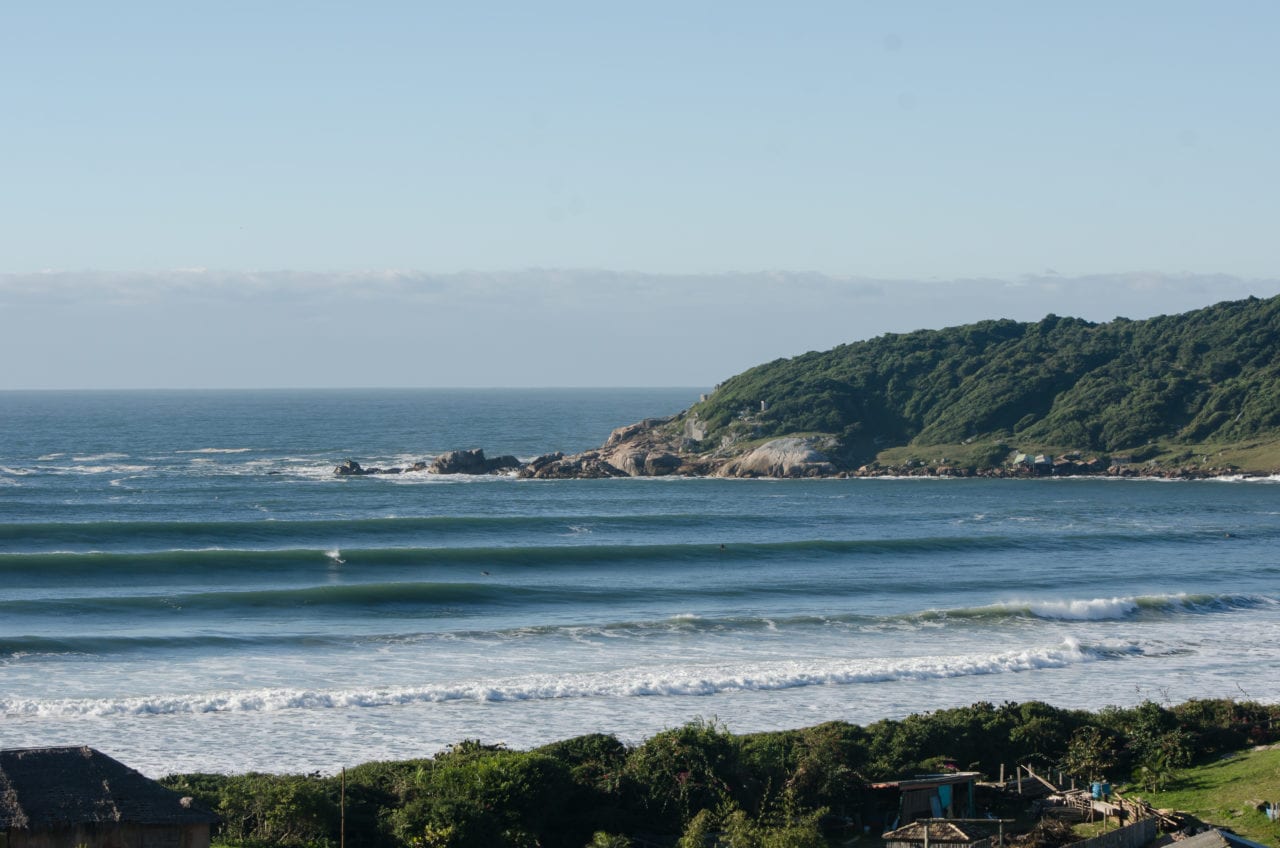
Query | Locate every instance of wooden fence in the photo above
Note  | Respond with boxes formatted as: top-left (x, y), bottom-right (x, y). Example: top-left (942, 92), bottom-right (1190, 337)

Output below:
top-left (1065, 816), bottom-right (1158, 848)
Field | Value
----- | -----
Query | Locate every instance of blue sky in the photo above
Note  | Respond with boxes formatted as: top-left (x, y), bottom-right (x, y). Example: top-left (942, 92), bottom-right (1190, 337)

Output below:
top-left (2, 3), bottom-right (1279, 387)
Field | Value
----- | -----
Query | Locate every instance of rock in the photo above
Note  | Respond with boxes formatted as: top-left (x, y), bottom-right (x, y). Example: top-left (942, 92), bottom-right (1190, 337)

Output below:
top-left (519, 452), bottom-right (565, 477)
top-left (714, 437), bottom-right (838, 478)
top-left (606, 448), bottom-right (648, 477)
top-left (334, 459), bottom-right (399, 475)
top-left (517, 451), bottom-right (626, 479)
top-left (485, 454), bottom-right (523, 473)
top-left (643, 452), bottom-right (682, 475)
top-left (429, 449), bottom-right (491, 474)
top-left (683, 414), bottom-right (708, 442)
top-left (429, 449), bottom-right (525, 475)
top-left (602, 417), bottom-right (674, 448)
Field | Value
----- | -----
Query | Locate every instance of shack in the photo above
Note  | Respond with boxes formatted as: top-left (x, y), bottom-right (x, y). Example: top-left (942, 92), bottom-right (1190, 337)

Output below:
top-left (0, 746), bottom-right (219, 848)
top-left (869, 772), bottom-right (982, 830)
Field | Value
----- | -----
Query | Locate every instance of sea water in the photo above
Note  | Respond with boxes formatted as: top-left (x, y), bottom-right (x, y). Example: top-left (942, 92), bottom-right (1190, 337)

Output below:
top-left (1, 389), bottom-right (1278, 776)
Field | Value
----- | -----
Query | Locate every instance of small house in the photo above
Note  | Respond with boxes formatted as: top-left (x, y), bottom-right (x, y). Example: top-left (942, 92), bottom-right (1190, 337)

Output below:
top-left (0, 746), bottom-right (219, 848)
top-left (868, 772), bottom-right (982, 830)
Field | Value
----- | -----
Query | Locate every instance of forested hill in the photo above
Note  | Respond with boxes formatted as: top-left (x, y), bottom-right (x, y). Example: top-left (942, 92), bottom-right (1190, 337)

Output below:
top-left (689, 294), bottom-right (1280, 461)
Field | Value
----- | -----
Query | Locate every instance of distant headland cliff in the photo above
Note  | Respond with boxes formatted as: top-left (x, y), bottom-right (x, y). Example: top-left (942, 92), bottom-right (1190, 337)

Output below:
top-left (338, 294), bottom-right (1280, 480)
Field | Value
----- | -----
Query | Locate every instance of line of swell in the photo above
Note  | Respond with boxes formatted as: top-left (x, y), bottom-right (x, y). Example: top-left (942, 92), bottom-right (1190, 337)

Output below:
top-left (2, 593), bottom-right (1267, 657)
top-left (916, 592), bottom-right (1275, 622)
top-left (0, 513), bottom-right (725, 549)
top-left (0, 639), bottom-right (1141, 717)
top-left (0, 524), bottom-right (1265, 573)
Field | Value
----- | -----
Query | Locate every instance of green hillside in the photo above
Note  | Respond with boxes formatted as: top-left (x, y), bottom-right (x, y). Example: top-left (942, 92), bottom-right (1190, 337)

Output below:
top-left (1131, 745), bottom-right (1280, 845)
top-left (688, 294), bottom-right (1280, 466)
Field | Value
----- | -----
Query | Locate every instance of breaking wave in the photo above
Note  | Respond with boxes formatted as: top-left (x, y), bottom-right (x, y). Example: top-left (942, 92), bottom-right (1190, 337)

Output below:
top-left (0, 639), bottom-right (1136, 717)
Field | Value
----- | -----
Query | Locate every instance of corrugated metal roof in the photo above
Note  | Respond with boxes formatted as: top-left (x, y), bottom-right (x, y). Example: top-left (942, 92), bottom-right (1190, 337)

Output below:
top-left (0, 746), bottom-right (219, 831)
top-left (871, 771), bottom-right (983, 790)
top-left (1179, 828), bottom-right (1272, 848)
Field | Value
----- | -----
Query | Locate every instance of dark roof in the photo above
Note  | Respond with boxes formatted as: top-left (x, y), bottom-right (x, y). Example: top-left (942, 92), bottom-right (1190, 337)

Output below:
top-left (0, 746), bottom-right (218, 831)
top-left (871, 771), bottom-right (983, 790)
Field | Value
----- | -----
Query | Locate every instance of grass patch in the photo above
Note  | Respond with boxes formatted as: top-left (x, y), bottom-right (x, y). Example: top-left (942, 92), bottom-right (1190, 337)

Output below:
top-left (875, 441), bottom-right (1014, 470)
top-left (1148, 438), bottom-right (1280, 473)
top-left (870, 436), bottom-right (1280, 473)
top-left (1124, 746), bottom-right (1280, 844)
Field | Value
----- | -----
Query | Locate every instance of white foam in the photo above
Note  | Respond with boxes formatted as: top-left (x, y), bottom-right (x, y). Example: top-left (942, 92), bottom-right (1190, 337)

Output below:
top-left (0, 640), bottom-right (1115, 718)
top-left (1023, 597), bottom-right (1140, 621)
top-left (61, 464), bottom-right (153, 475)
top-left (174, 448), bottom-right (253, 454)
top-left (36, 453), bottom-right (65, 461)
top-left (72, 453), bottom-right (129, 462)
top-left (1209, 474), bottom-right (1280, 484)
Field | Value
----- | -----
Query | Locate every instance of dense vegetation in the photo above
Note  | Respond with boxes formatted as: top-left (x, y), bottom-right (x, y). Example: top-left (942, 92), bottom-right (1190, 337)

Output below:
top-left (688, 295), bottom-right (1280, 464)
top-left (161, 698), bottom-right (1280, 848)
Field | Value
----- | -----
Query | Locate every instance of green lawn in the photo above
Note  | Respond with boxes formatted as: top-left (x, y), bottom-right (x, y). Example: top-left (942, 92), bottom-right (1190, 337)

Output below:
top-left (1125, 746), bottom-right (1280, 845)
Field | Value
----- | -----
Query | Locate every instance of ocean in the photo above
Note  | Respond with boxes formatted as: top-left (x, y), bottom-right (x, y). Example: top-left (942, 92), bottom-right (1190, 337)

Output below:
top-left (1, 388), bottom-right (1278, 777)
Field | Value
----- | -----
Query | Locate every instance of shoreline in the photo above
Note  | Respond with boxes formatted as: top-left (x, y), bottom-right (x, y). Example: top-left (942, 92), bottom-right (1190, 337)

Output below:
top-left (335, 453), bottom-right (1280, 482)
top-left (336, 414), bottom-right (1280, 482)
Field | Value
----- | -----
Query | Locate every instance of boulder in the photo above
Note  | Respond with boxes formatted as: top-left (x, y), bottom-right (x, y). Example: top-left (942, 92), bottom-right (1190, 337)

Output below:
top-left (430, 449), bottom-right (490, 474)
top-left (602, 417), bottom-right (674, 448)
top-left (334, 459), bottom-right (399, 475)
top-left (429, 449), bottom-right (525, 475)
top-left (714, 437), bottom-right (838, 478)
top-left (485, 454), bottom-right (523, 473)
top-left (644, 452), bottom-right (683, 475)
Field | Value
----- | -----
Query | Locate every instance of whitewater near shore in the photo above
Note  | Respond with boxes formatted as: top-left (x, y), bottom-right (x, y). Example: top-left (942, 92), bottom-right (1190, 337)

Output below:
top-left (2, 389), bottom-right (1277, 775)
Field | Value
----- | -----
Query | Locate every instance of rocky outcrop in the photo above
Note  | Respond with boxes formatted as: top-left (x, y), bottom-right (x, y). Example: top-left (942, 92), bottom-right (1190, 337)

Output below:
top-left (713, 437), bottom-right (838, 478)
top-left (429, 449), bottom-right (521, 475)
top-left (518, 451), bottom-right (628, 479)
top-left (336, 451), bottom-right (520, 477)
top-left (335, 409), bottom-right (1273, 481)
top-left (593, 416), bottom-right (705, 477)
top-left (334, 459), bottom-right (401, 476)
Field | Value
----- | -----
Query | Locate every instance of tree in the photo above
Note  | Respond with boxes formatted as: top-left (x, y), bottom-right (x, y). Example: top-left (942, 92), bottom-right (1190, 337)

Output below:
top-left (1062, 726), bottom-right (1119, 782)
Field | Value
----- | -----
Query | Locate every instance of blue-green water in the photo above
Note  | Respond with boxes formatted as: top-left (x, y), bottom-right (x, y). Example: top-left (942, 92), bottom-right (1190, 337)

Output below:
top-left (1, 389), bottom-right (1277, 775)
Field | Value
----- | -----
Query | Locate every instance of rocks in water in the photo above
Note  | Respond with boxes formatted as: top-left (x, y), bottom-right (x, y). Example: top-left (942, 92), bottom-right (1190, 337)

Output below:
top-left (518, 451), bottom-right (628, 479)
top-left (428, 449), bottom-right (522, 475)
top-left (333, 459), bottom-right (400, 476)
top-left (336, 450), bottom-right (522, 477)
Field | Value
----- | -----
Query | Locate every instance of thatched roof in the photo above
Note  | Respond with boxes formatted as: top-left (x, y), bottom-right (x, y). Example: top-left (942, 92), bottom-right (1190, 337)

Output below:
top-left (883, 820), bottom-right (996, 844)
top-left (0, 747), bottom-right (218, 831)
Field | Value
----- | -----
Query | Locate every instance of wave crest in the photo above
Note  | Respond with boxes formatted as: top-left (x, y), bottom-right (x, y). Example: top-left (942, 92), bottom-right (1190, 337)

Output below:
top-left (0, 639), bottom-right (1137, 717)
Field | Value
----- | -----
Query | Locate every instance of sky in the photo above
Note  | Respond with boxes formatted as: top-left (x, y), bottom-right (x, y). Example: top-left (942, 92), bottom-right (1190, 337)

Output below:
top-left (2, 2), bottom-right (1279, 388)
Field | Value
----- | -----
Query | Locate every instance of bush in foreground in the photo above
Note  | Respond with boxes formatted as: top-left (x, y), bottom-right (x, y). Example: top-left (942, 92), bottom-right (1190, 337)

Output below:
top-left (161, 698), bottom-right (1280, 848)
